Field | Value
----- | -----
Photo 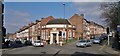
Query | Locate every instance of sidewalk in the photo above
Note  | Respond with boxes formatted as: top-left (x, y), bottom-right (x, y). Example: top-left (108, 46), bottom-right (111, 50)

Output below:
top-left (102, 45), bottom-right (120, 55)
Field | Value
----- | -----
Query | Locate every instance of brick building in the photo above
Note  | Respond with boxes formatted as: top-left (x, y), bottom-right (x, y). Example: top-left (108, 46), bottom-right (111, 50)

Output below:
top-left (11, 13), bottom-right (106, 44)
top-left (41, 19), bottom-right (76, 44)
top-left (69, 14), bottom-right (84, 39)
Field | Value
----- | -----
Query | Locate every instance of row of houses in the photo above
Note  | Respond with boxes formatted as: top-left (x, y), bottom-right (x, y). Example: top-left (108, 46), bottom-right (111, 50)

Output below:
top-left (9, 14), bottom-right (106, 44)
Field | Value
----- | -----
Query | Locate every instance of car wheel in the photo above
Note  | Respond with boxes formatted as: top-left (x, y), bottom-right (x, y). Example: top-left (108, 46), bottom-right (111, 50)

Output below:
top-left (41, 45), bottom-right (44, 47)
top-left (83, 45), bottom-right (86, 48)
top-left (76, 45), bottom-right (78, 47)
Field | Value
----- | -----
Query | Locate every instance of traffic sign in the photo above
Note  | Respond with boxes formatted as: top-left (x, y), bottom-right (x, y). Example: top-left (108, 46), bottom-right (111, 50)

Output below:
top-left (117, 25), bottom-right (120, 31)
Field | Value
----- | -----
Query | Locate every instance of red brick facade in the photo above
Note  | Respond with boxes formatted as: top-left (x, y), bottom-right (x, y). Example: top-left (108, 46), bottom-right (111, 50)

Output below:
top-left (69, 14), bottom-right (84, 39)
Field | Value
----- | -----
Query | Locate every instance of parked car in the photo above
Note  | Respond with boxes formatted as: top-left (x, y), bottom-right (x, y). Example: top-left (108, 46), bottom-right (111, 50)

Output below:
top-left (24, 40), bottom-right (32, 45)
top-left (90, 36), bottom-right (95, 39)
top-left (33, 40), bottom-right (44, 47)
top-left (93, 38), bottom-right (101, 44)
top-left (76, 39), bottom-right (92, 47)
top-left (86, 39), bottom-right (92, 46)
top-left (9, 40), bottom-right (23, 48)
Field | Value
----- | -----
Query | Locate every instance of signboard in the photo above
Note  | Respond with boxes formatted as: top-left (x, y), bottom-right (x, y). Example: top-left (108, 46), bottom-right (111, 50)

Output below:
top-left (117, 25), bottom-right (120, 31)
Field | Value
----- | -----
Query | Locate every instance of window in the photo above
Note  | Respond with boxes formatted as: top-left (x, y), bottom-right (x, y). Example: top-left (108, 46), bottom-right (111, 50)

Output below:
top-left (59, 31), bottom-right (62, 36)
top-left (46, 30), bottom-right (49, 39)
top-left (62, 31), bottom-right (66, 38)
top-left (73, 30), bottom-right (75, 37)
top-left (68, 30), bottom-right (72, 38)
top-left (41, 30), bottom-right (44, 39)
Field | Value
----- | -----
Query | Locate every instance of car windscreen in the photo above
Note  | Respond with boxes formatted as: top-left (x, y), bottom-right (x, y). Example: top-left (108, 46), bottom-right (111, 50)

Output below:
top-left (79, 40), bottom-right (86, 42)
top-left (87, 40), bottom-right (90, 42)
top-left (34, 41), bottom-right (41, 43)
top-left (94, 38), bottom-right (100, 40)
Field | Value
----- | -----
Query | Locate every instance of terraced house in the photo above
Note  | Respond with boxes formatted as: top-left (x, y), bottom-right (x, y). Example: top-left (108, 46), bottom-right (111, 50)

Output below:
top-left (12, 14), bottom-right (106, 44)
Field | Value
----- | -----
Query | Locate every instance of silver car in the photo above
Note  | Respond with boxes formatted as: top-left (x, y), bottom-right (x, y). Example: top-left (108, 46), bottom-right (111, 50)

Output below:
top-left (76, 40), bottom-right (87, 47)
top-left (93, 38), bottom-right (101, 44)
top-left (33, 40), bottom-right (44, 47)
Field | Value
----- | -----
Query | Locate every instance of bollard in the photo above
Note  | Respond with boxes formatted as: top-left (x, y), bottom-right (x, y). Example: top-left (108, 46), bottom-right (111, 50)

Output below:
top-left (60, 41), bottom-right (63, 46)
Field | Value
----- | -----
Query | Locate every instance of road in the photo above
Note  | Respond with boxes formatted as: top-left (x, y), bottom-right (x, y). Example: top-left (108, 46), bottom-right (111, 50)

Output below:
top-left (2, 40), bottom-right (119, 56)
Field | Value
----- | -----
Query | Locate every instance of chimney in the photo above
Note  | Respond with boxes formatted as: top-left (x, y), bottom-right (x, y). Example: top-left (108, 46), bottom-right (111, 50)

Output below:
top-left (41, 17), bottom-right (44, 19)
top-left (80, 14), bottom-right (84, 17)
top-left (36, 20), bottom-right (39, 23)
top-left (28, 24), bottom-right (31, 26)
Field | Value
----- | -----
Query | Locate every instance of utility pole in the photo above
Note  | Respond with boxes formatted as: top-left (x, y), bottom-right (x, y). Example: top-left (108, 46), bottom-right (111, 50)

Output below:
top-left (107, 27), bottom-right (110, 45)
top-left (117, 1), bottom-right (120, 49)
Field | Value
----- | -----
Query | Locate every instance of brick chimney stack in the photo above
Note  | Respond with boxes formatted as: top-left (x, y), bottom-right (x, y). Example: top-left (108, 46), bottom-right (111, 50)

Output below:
top-left (80, 14), bottom-right (84, 18)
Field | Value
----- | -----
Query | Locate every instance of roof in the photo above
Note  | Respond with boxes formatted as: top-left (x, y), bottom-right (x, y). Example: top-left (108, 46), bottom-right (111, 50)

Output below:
top-left (47, 19), bottom-right (71, 25)
top-left (41, 16), bottom-right (54, 26)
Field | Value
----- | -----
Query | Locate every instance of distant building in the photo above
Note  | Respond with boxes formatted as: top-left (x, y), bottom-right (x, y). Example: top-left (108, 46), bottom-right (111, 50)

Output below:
top-left (13, 14), bottom-right (105, 44)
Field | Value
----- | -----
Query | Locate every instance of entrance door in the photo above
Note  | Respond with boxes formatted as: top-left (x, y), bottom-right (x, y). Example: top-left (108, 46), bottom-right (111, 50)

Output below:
top-left (37, 36), bottom-right (41, 40)
top-left (53, 33), bottom-right (56, 44)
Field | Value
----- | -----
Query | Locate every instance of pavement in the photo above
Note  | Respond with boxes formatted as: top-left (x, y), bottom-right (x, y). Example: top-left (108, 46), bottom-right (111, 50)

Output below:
top-left (1, 40), bottom-right (120, 56)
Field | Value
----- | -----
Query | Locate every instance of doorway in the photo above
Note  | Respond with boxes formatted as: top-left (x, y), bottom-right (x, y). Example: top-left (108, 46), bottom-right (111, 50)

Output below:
top-left (53, 33), bottom-right (57, 44)
top-left (37, 36), bottom-right (41, 40)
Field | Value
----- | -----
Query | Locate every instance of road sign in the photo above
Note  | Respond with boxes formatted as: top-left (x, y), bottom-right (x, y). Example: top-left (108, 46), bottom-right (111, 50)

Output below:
top-left (117, 25), bottom-right (120, 31)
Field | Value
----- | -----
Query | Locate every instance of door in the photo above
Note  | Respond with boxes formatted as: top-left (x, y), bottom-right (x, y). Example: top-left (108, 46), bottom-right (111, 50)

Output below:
top-left (53, 33), bottom-right (56, 44)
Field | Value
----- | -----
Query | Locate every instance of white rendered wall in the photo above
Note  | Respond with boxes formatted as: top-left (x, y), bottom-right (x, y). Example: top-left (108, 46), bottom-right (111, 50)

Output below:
top-left (46, 24), bottom-right (67, 28)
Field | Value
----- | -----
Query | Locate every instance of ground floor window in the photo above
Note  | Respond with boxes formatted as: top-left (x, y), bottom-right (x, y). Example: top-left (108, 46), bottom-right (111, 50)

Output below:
top-left (68, 30), bottom-right (72, 38)
top-left (62, 31), bottom-right (66, 39)
top-left (46, 30), bottom-right (49, 40)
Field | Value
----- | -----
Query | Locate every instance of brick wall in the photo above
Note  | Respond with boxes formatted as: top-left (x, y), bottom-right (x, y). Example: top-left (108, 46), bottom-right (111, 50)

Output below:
top-left (69, 14), bottom-right (84, 38)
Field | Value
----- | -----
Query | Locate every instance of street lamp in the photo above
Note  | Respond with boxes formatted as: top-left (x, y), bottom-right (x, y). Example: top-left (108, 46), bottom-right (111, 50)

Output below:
top-left (62, 3), bottom-right (67, 43)
top-left (63, 3), bottom-right (65, 19)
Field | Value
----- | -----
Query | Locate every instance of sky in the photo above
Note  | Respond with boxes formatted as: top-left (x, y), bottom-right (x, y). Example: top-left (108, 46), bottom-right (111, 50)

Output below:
top-left (4, 0), bottom-right (120, 2)
top-left (4, 2), bottom-right (108, 33)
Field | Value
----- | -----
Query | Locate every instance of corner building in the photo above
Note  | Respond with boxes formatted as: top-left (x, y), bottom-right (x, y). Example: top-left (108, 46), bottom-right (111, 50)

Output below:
top-left (41, 19), bottom-right (76, 44)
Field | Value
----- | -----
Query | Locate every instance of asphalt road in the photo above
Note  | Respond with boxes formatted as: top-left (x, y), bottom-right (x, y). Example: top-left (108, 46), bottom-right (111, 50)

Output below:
top-left (2, 40), bottom-right (119, 56)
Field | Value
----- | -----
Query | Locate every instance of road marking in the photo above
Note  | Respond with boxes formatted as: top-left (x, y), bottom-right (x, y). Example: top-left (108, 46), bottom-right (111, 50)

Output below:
top-left (53, 49), bottom-right (61, 56)
top-left (99, 40), bottom-right (108, 51)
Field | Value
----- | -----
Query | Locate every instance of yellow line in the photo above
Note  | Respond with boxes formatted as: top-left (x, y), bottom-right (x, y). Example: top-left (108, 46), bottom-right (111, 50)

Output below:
top-left (99, 40), bottom-right (108, 51)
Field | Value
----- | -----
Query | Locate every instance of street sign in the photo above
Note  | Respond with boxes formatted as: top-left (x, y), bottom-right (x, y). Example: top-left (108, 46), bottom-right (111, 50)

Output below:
top-left (117, 25), bottom-right (120, 31)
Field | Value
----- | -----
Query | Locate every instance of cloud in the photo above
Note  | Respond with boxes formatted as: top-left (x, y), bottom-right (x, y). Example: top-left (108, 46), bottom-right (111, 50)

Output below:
top-left (5, 10), bottom-right (31, 33)
top-left (72, 0), bottom-right (119, 2)
top-left (72, 2), bottom-right (105, 25)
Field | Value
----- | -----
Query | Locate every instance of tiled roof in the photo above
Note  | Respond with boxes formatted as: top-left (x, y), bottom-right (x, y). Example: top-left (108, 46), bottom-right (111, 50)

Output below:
top-left (41, 16), bottom-right (54, 26)
top-left (47, 19), bottom-right (71, 25)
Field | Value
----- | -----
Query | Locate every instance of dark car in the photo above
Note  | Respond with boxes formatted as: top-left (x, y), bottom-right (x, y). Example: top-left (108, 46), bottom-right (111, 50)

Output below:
top-left (15, 40), bottom-right (24, 47)
top-left (101, 34), bottom-right (108, 40)
top-left (9, 40), bottom-right (23, 48)
top-left (24, 40), bottom-right (32, 45)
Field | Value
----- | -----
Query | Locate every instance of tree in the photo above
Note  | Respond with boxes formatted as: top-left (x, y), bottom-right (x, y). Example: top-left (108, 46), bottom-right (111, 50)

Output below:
top-left (100, 1), bottom-right (120, 50)
top-left (100, 2), bottom-right (119, 31)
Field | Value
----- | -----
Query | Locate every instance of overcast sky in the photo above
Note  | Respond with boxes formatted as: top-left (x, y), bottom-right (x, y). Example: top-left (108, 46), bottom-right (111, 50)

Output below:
top-left (4, 2), bottom-right (110, 33)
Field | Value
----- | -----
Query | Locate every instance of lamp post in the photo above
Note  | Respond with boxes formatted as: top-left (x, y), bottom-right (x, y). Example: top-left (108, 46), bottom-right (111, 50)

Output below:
top-left (63, 3), bottom-right (65, 19)
top-left (62, 3), bottom-right (67, 43)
